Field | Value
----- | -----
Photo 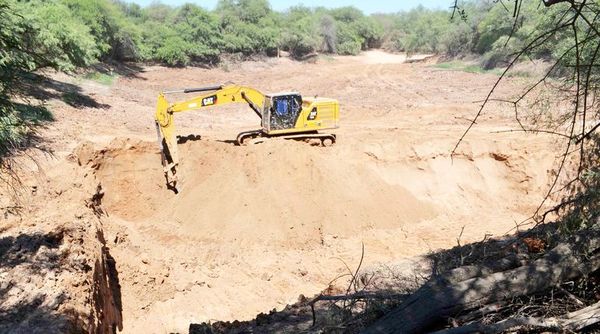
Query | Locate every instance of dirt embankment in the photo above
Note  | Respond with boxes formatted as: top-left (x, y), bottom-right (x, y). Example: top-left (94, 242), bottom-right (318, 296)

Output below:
top-left (0, 51), bottom-right (563, 333)
top-left (85, 135), bottom-right (554, 332)
top-left (0, 152), bottom-right (122, 333)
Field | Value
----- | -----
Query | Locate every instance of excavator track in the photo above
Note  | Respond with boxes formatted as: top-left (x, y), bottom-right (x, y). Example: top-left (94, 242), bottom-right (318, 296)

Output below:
top-left (236, 130), bottom-right (336, 146)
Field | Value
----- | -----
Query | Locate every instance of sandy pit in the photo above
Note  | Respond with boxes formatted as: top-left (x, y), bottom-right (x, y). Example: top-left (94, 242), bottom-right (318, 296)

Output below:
top-left (1, 51), bottom-right (563, 333)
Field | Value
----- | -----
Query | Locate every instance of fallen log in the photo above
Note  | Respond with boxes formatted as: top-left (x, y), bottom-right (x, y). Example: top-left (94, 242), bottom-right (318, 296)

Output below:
top-left (431, 300), bottom-right (600, 334)
top-left (311, 292), bottom-right (406, 303)
top-left (428, 253), bottom-right (525, 287)
top-left (562, 299), bottom-right (600, 330)
top-left (432, 316), bottom-right (560, 334)
top-left (299, 52), bottom-right (318, 61)
top-left (309, 291), bottom-right (407, 326)
top-left (363, 230), bottom-right (600, 334)
top-left (454, 301), bottom-right (509, 324)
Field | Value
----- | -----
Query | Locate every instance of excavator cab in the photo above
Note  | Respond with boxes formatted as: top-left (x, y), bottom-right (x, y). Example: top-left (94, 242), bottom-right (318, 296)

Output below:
top-left (264, 93), bottom-right (303, 131)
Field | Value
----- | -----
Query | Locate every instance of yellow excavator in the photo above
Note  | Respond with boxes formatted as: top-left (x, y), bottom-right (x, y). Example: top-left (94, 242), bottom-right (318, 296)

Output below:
top-left (155, 83), bottom-right (339, 189)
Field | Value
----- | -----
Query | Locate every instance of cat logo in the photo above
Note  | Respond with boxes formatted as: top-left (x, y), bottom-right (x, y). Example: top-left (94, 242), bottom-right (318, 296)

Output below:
top-left (201, 95), bottom-right (217, 106)
top-left (307, 108), bottom-right (317, 120)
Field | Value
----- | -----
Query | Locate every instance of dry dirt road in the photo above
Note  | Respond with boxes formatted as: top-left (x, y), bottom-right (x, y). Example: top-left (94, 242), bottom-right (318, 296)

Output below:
top-left (1, 51), bottom-right (561, 333)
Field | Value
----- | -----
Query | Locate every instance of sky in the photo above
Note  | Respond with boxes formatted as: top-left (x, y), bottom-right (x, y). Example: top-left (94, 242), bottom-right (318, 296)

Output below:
top-left (128, 0), bottom-right (447, 14)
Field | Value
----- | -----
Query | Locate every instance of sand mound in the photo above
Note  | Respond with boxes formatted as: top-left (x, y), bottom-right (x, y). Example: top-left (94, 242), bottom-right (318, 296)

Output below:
top-left (89, 138), bottom-right (437, 245)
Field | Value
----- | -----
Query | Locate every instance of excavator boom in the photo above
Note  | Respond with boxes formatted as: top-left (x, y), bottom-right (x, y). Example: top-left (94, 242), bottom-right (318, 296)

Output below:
top-left (155, 84), bottom-right (266, 188)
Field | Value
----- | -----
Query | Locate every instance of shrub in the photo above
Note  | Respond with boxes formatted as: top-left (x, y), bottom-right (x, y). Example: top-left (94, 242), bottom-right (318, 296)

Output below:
top-left (155, 36), bottom-right (193, 66)
top-left (0, 0), bottom-right (98, 156)
top-left (217, 0), bottom-right (279, 55)
top-left (60, 0), bottom-right (140, 60)
top-left (280, 17), bottom-right (320, 58)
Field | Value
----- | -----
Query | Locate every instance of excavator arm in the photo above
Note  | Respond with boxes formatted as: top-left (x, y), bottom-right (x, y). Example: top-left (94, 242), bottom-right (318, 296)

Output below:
top-left (155, 84), bottom-right (266, 189)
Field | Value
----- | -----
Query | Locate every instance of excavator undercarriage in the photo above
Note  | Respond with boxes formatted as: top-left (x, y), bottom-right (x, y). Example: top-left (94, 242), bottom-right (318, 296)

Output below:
top-left (235, 129), bottom-right (336, 146)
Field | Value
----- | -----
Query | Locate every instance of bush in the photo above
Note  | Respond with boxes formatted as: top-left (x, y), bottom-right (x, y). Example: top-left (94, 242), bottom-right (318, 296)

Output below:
top-left (173, 4), bottom-right (221, 62)
top-left (329, 6), bottom-right (363, 23)
top-left (217, 0), bottom-right (279, 55)
top-left (480, 35), bottom-right (521, 70)
top-left (0, 0), bottom-right (98, 156)
top-left (354, 17), bottom-right (384, 49)
top-left (336, 39), bottom-right (362, 55)
top-left (280, 17), bottom-right (320, 58)
top-left (441, 22), bottom-right (475, 57)
top-left (60, 0), bottom-right (140, 60)
top-left (334, 22), bottom-right (361, 55)
top-left (2, 0), bottom-right (581, 78)
top-left (155, 36), bottom-right (193, 66)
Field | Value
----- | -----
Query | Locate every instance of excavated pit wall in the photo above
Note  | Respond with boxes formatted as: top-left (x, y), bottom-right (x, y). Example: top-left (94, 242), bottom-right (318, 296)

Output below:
top-left (84, 134), bottom-right (557, 333)
top-left (0, 150), bottom-right (122, 334)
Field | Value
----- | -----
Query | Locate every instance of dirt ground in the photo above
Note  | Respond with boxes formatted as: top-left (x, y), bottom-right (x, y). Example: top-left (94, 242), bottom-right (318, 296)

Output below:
top-left (1, 51), bottom-right (563, 333)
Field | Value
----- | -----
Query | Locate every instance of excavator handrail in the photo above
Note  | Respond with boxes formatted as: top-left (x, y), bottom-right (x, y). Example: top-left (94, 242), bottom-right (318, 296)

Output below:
top-left (162, 85), bottom-right (224, 95)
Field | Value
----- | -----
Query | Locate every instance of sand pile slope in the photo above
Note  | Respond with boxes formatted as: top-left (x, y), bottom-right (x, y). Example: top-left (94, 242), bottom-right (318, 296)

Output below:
top-left (93, 132), bottom-right (554, 246)
top-left (93, 138), bottom-right (436, 245)
top-left (0, 154), bottom-right (122, 333)
top-left (83, 129), bottom-right (555, 332)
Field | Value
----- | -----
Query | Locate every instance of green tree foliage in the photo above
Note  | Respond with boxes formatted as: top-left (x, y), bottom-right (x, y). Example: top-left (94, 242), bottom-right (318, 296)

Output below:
top-left (372, 0), bottom-right (572, 66)
top-left (354, 17), bottom-right (384, 49)
top-left (325, 6), bottom-right (383, 55)
top-left (376, 6), bottom-right (460, 55)
top-left (12, 0), bottom-right (559, 68)
top-left (0, 0), bottom-right (98, 156)
top-left (278, 6), bottom-right (320, 57)
top-left (0, 0), bottom-right (587, 74)
top-left (137, 4), bottom-right (221, 65)
top-left (0, 0), bottom-right (587, 93)
top-left (217, 0), bottom-right (280, 55)
top-left (60, 0), bottom-right (140, 60)
top-left (335, 22), bottom-right (363, 55)
top-left (278, 5), bottom-right (383, 57)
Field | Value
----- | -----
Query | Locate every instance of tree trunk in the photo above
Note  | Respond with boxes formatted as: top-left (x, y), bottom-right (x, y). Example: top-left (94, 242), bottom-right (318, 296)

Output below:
top-left (364, 230), bottom-right (600, 334)
top-left (431, 300), bottom-right (600, 334)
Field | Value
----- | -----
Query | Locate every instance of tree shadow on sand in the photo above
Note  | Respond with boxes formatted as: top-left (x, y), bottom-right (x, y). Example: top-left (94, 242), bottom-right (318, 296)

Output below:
top-left (20, 73), bottom-right (110, 110)
top-left (0, 231), bottom-right (66, 270)
top-left (188, 222), bottom-right (600, 333)
top-left (103, 62), bottom-right (146, 80)
top-left (0, 228), bottom-right (123, 334)
top-left (0, 230), bottom-right (87, 333)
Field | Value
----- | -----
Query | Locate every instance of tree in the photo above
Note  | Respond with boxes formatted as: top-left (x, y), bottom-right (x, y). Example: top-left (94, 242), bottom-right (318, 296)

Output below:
top-left (217, 0), bottom-right (280, 55)
top-left (451, 0), bottom-right (600, 228)
top-left (0, 0), bottom-right (98, 157)
top-left (280, 16), bottom-right (320, 58)
top-left (354, 17), bottom-right (384, 50)
top-left (319, 14), bottom-right (337, 53)
top-left (60, 0), bottom-right (140, 60)
top-left (172, 4), bottom-right (221, 63)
